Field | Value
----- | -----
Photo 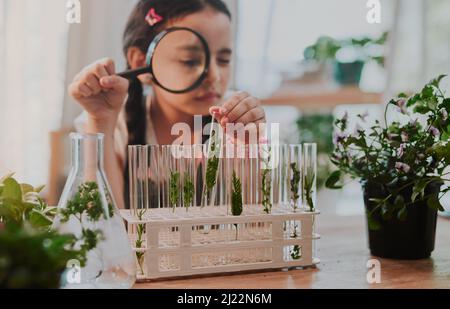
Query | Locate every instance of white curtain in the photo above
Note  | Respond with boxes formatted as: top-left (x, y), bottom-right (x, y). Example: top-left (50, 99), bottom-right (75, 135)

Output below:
top-left (0, 0), bottom-right (69, 185)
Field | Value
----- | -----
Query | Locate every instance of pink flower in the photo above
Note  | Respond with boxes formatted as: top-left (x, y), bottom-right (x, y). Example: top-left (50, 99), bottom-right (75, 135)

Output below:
top-left (395, 162), bottom-right (410, 173)
top-left (429, 126), bottom-right (440, 137)
top-left (397, 143), bottom-right (406, 158)
top-left (440, 108), bottom-right (448, 121)
top-left (333, 132), bottom-right (347, 145)
top-left (396, 99), bottom-right (408, 114)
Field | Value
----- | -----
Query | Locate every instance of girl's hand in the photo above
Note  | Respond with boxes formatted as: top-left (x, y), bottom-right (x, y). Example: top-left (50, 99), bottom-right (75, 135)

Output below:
top-left (69, 58), bottom-right (129, 125)
top-left (209, 91), bottom-right (266, 144)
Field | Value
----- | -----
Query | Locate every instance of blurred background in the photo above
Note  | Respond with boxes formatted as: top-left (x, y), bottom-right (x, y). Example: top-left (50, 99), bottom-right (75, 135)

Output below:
top-left (0, 0), bottom-right (449, 208)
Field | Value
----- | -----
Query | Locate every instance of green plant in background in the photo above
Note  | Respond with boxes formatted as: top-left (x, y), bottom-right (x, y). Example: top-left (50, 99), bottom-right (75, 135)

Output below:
top-left (303, 32), bottom-right (388, 66)
top-left (326, 75), bottom-right (450, 230)
top-left (290, 163), bottom-right (301, 210)
top-left (183, 172), bottom-right (194, 211)
top-left (296, 113), bottom-right (335, 189)
top-left (0, 175), bottom-right (92, 288)
top-left (169, 170), bottom-right (180, 212)
top-left (231, 170), bottom-right (243, 240)
top-left (0, 173), bottom-right (55, 230)
top-left (303, 172), bottom-right (316, 212)
top-left (135, 208), bottom-right (146, 275)
top-left (261, 145), bottom-right (272, 214)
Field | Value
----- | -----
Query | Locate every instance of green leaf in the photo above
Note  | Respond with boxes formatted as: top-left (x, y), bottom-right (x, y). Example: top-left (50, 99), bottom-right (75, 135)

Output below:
top-left (325, 170), bottom-right (342, 189)
top-left (397, 206), bottom-right (408, 221)
top-left (367, 216), bottom-right (381, 231)
top-left (412, 179), bottom-right (428, 202)
top-left (427, 195), bottom-right (444, 211)
top-left (394, 195), bottom-right (405, 208)
top-left (421, 85), bottom-right (434, 99)
top-left (441, 98), bottom-right (450, 110)
top-left (29, 210), bottom-right (53, 229)
top-left (20, 183), bottom-right (34, 195)
top-left (2, 178), bottom-right (22, 200)
top-left (430, 74), bottom-right (447, 88)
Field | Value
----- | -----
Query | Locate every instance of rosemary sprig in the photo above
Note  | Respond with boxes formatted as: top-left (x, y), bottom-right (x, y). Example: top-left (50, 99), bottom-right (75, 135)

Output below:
top-left (169, 170), bottom-right (180, 212)
top-left (204, 130), bottom-right (220, 205)
top-left (290, 162), bottom-right (301, 210)
top-left (231, 170), bottom-right (243, 240)
top-left (183, 172), bottom-right (194, 211)
top-left (303, 172), bottom-right (316, 211)
top-left (261, 146), bottom-right (272, 214)
top-left (135, 208), bottom-right (146, 275)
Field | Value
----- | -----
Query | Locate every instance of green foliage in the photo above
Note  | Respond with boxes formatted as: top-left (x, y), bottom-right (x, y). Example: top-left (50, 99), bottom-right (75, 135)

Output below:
top-left (290, 162), bottom-right (301, 210)
top-left (0, 224), bottom-right (80, 288)
top-left (204, 132), bottom-right (220, 200)
top-left (261, 146), bottom-right (272, 214)
top-left (0, 176), bottom-right (55, 231)
top-left (304, 32), bottom-right (388, 66)
top-left (326, 75), bottom-right (450, 228)
top-left (169, 170), bottom-right (180, 211)
top-left (183, 173), bottom-right (194, 210)
top-left (296, 113), bottom-right (335, 189)
top-left (231, 170), bottom-right (243, 240)
top-left (135, 209), bottom-right (146, 275)
top-left (303, 172), bottom-right (316, 212)
top-left (0, 175), bottom-right (102, 288)
top-left (58, 181), bottom-right (114, 266)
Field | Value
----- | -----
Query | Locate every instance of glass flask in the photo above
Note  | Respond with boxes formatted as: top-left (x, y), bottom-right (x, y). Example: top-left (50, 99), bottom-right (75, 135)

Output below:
top-left (53, 133), bottom-right (136, 288)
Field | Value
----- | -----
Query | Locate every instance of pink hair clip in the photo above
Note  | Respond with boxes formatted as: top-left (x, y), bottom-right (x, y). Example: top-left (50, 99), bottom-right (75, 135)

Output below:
top-left (145, 8), bottom-right (163, 26)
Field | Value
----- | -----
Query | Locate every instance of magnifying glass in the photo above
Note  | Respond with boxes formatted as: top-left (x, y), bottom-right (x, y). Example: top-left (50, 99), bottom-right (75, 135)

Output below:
top-left (118, 27), bottom-right (210, 94)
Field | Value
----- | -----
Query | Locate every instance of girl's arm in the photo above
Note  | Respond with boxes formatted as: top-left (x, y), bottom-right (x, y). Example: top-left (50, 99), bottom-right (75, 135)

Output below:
top-left (69, 58), bottom-right (129, 209)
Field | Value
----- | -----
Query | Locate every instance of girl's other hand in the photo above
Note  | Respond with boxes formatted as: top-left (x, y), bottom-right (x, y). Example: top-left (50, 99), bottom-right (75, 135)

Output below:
top-left (69, 58), bottom-right (129, 126)
top-left (209, 91), bottom-right (266, 144)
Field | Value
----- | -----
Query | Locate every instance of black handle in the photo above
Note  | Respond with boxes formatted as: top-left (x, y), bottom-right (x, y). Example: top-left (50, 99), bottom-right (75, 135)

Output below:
top-left (117, 67), bottom-right (152, 79)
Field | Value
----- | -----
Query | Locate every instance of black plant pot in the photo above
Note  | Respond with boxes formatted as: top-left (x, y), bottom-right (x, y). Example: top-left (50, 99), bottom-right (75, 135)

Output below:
top-left (362, 181), bottom-right (439, 259)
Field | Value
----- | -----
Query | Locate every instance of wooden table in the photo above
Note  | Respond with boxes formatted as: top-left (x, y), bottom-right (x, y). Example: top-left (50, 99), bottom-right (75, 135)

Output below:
top-left (134, 190), bottom-right (450, 289)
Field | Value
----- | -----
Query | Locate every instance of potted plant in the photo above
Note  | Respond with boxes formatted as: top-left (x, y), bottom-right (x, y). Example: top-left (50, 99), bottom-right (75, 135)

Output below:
top-left (326, 75), bottom-right (450, 259)
top-left (0, 174), bottom-right (106, 288)
top-left (303, 32), bottom-right (387, 86)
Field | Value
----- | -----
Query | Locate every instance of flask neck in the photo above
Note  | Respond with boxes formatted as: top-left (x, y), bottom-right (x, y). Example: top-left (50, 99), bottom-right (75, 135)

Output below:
top-left (70, 133), bottom-right (105, 181)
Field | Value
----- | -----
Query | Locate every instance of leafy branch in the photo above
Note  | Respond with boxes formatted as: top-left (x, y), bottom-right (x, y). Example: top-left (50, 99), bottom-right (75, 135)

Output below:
top-left (290, 162), bottom-right (301, 210)
top-left (169, 170), bottom-right (180, 212)
top-left (231, 170), bottom-right (243, 240)
top-left (261, 145), bottom-right (272, 214)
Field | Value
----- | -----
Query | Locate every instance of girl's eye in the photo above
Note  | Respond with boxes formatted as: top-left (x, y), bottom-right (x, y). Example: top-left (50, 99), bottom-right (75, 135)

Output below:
top-left (217, 58), bottom-right (231, 66)
top-left (180, 59), bottom-right (202, 67)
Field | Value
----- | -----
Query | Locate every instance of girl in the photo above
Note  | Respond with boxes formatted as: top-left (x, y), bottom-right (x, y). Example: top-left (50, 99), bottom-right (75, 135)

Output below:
top-left (69, 0), bottom-right (266, 209)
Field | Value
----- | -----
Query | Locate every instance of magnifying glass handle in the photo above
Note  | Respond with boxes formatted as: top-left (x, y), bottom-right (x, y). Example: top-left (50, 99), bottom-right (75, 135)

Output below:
top-left (117, 67), bottom-right (152, 80)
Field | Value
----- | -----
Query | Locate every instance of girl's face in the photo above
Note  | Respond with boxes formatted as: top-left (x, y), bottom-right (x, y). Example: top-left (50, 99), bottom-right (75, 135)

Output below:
top-left (137, 7), bottom-right (232, 116)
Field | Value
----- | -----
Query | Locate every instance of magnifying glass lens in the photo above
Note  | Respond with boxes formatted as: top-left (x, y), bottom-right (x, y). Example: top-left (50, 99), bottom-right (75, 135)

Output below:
top-left (151, 29), bottom-right (207, 92)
